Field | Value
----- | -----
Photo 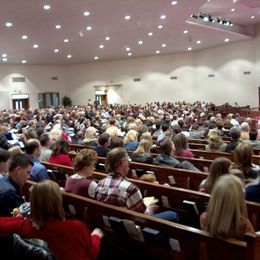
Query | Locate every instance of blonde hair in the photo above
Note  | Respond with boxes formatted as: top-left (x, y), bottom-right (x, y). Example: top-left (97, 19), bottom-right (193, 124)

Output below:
top-left (30, 180), bottom-right (65, 229)
top-left (204, 175), bottom-right (247, 239)
top-left (73, 149), bottom-right (97, 172)
top-left (140, 132), bottom-right (153, 144)
top-left (205, 157), bottom-right (231, 193)
top-left (132, 139), bottom-right (152, 156)
top-left (83, 127), bottom-right (97, 143)
top-left (233, 143), bottom-right (253, 174)
top-left (207, 129), bottom-right (224, 150)
top-left (123, 129), bottom-right (138, 143)
top-left (8, 146), bottom-right (23, 156)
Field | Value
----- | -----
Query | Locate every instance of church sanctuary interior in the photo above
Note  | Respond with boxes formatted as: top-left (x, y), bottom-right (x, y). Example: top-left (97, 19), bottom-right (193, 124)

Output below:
top-left (1, 1), bottom-right (260, 260)
top-left (0, 0), bottom-right (260, 109)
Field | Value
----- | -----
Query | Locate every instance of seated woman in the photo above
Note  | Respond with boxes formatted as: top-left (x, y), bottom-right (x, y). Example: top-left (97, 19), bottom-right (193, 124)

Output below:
top-left (65, 149), bottom-right (98, 198)
top-left (231, 143), bottom-right (260, 182)
top-left (83, 126), bottom-right (98, 147)
top-left (172, 133), bottom-right (194, 158)
top-left (205, 129), bottom-right (227, 152)
top-left (48, 139), bottom-right (73, 167)
top-left (199, 157), bottom-right (231, 193)
top-left (123, 129), bottom-right (139, 151)
top-left (0, 180), bottom-right (103, 260)
top-left (200, 174), bottom-right (254, 239)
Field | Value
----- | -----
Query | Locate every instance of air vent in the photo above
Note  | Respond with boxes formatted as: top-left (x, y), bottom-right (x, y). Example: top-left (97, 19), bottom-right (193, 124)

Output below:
top-left (208, 74), bottom-right (215, 78)
top-left (170, 76), bottom-right (178, 80)
top-left (133, 78), bottom-right (141, 82)
top-left (12, 77), bottom-right (25, 82)
top-left (243, 71), bottom-right (251, 75)
top-left (52, 77), bottom-right (58, 80)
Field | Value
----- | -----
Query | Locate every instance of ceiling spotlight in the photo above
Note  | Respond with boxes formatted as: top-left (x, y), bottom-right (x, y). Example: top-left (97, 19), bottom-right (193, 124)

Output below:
top-left (160, 15), bottom-right (166, 20)
top-left (43, 5), bottom-right (51, 10)
top-left (105, 36), bottom-right (110, 40)
top-left (125, 15), bottom-right (131, 20)
top-left (21, 60), bottom-right (27, 64)
top-left (161, 43), bottom-right (166, 47)
top-left (128, 52), bottom-right (132, 56)
top-left (138, 40), bottom-right (143, 45)
top-left (33, 44), bottom-right (39, 48)
top-left (2, 58), bottom-right (7, 62)
top-left (203, 16), bottom-right (209, 22)
top-left (86, 26), bottom-right (92, 31)
top-left (54, 49), bottom-right (59, 53)
top-left (2, 54), bottom-right (7, 57)
top-left (5, 22), bottom-right (13, 27)
top-left (158, 25), bottom-right (163, 29)
top-left (21, 35), bottom-right (28, 40)
top-left (64, 39), bottom-right (69, 43)
top-left (99, 44), bottom-right (104, 48)
top-left (251, 15), bottom-right (255, 19)
top-left (67, 54), bottom-right (72, 59)
top-left (183, 30), bottom-right (188, 34)
top-left (196, 40), bottom-right (201, 44)
top-left (84, 11), bottom-right (90, 16)
top-left (188, 47), bottom-right (192, 51)
top-left (148, 32), bottom-right (153, 36)
top-left (156, 50), bottom-right (160, 54)
top-left (55, 25), bottom-right (62, 29)
top-left (79, 31), bottom-right (84, 37)
top-left (225, 38), bottom-right (230, 42)
top-left (171, 1), bottom-right (178, 5)
top-left (94, 56), bottom-right (99, 60)
top-left (126, 47), bottom-right (131, 51)
top-left (231, 8), bottom-right (235, 12)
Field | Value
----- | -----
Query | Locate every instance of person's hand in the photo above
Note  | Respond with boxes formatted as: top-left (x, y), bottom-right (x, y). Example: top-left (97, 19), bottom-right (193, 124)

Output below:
top-left (12, 208), bottom-right (20, 217)
top-left (91, 228), bottom-right (104, 238)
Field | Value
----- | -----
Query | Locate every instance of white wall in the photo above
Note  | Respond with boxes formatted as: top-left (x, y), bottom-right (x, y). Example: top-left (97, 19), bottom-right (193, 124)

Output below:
top-left (0, 65), bottom-right (67, 109)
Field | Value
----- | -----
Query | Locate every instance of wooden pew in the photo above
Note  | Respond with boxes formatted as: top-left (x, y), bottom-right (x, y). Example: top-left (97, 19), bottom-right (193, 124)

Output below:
top-left (23, 180), bottom-right (260, 260)
top-left (41, 161), bottom-right (260, 231)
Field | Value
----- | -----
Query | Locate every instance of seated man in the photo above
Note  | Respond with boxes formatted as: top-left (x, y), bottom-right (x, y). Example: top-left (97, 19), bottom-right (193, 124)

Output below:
top-left (0, 153), bottom-right (33, 216)
top-left (0, 148), bottom-right (10, 177)
top-left (95, 147), bottom-right (178, 222)
top-left (38, 133), bottom-right (52, 161)
top-left (225, 126), bottom-right (242, 153)
top-left (153, 138), bottom-right (199, 171)
top-left (95, 133), bottom-right (110, 157)
top-left (25, 139), bottom-right (49, 182)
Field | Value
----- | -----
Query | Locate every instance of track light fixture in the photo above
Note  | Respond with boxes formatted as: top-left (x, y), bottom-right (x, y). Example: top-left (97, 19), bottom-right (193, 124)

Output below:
top-left (191, 13), bottom-right (233, 27)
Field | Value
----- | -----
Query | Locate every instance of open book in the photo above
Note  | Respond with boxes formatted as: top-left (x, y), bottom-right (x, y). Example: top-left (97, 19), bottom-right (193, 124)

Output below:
top-left (143, 196), bottom-right (159, 207)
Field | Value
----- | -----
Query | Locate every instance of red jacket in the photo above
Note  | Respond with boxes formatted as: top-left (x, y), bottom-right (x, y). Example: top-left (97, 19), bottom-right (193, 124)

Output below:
top-left (48, 154), bottom-right (73, 167)
top-left (0, 217), bottom-right (101, 260)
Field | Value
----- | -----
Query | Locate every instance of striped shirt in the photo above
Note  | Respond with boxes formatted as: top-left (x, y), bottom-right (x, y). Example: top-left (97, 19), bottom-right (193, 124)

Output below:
top-left (95, 172), bottom-right (146, 213)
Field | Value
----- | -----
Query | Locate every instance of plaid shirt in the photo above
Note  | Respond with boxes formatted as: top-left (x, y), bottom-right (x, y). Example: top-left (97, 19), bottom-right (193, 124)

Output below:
top-left (95, 172), bottom-right (146, 213)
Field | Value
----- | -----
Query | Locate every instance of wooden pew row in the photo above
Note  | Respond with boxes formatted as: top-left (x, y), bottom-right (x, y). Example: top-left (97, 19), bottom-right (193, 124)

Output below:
top-left (23, 180), bottom-right (260, 260)
top-left (42, 161), bottom-right (260, 231)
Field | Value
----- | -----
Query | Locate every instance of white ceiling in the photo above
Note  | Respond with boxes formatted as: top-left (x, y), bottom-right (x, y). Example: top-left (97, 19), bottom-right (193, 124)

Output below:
top-left (0, 0), bottom-right (260, 65)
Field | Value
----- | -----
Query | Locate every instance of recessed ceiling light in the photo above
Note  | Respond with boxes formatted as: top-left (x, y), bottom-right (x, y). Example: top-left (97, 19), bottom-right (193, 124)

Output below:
top-left (55, 25), bottom-right (62, 29)
top-left (125, 15), bottom-right (131, 20)
top-left (161, 43), bottom-right (166, 47)
top-left (171, 1), bottom-right (178, 5)
top-left (105, 36), bottom-right (110, 41)
top-left (188, 47), bottom-right (192, 51)
top-left (21, 35), bottom-right (28, 40)
top-left (54, 49), bottom-right (59, 53)
top-left (156, 50), bottom-right (160, 54)
top-left (225, 38), bottom-right (230, 42)
top-left (196, 40), bottom-right (201, 44)
top-left (5, 22), bottom-right (13, 27)
top-left (43, 5), bottom-right (51, 10)
top-left (86, 26), bottom-right (92, 31)
top-left (33, 44), bottom-right (39, 48)
top-left (231, 8), bottom-right (235, 12)
top-left (126, 47), bottom-right (131, 51)
top-left (21, 60), bottom-right (27, 64)
top-left (99, 44), bottom-right (104, 48)
top-left (160, 15), bottom-right (166, 20)
top-left (138, 40), bottom-right (143, 45)
top-left (83, 11), bottom-right (90, 16)
top-left (183, 30), bottom-right (189, 34)
top-left (2, 54), bottom-right (7, 57)
top-left (64, 39), bottom-right (69, 43)
top-left (67, 54), bottom-right (72, 59)
top-left (158, 25), bottom-right (163, 29)
top-left (2, 58), bottom-right (7, 62)
top-left (148, 32), bottom-right (153, 36)
top-left (251, 15), bottom-right (255, 19)
top-left (128, 52), bottom-right (132, 56)
top-left (94, 56), bottom-right (99, 60)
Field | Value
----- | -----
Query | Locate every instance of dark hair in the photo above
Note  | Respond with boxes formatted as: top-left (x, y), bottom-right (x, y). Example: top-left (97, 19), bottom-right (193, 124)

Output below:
top-left (51, 139), bottom-right (70, 155)
top-left (98, 133), bottom-right (110, 146)
top-left (110, 136), bottom-right (124, 149)
top-left (39, 133), bottom-right (51, 146)
top-left (8, 153), bottom-right (33, 173)
top-left (249, 128), bottom-right (258, 141)
top-left (105, 148), bottom-right (127, 172)
top-left (25, 139), bottom-right (40, 155)
top-left (160, 138), bottom-right (173, 156)
top-left (0, 148), bottom-right (10, 162)
top-left (230, 127), bottom-right (241, 140)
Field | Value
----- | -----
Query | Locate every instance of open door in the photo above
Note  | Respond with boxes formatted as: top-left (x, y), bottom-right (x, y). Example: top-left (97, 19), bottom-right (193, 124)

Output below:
top-left (12, 94), bottom-right (29, 110)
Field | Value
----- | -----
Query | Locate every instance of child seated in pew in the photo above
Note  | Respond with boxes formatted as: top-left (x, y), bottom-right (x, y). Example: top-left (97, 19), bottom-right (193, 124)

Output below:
top-left (199, 157), bottom-right (231, 193)
top-left (200, 175), bottom-right (255, 239)
top-left (0, 180), bottom-right (104, 260)
top-left (65, 149), bottom-right (98, 198)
